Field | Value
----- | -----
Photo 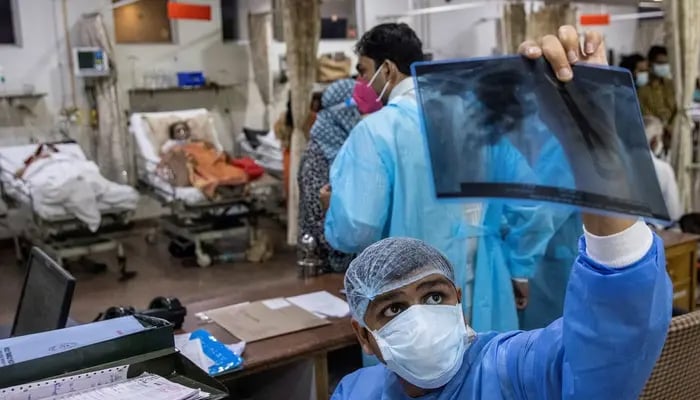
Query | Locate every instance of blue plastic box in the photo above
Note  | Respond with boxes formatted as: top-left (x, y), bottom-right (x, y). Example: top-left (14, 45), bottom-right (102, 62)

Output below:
top-left (177, 71), bottom-right (206, 87)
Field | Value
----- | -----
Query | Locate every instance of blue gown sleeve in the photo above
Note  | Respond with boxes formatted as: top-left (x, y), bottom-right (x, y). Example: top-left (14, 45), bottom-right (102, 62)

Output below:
top-left (324, 121), bottom-right (391, 254)
top-left (498, 234), bottom-right (672, 400)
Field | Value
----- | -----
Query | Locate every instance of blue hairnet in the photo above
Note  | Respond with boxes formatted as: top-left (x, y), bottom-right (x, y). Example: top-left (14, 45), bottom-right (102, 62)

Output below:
top-left (344, 237), bottom-right (455, 326)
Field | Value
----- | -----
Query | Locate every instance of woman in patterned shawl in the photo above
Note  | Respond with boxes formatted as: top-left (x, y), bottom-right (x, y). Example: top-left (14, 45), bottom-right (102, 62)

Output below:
top-left (298, 79), bottom-right (363, 272)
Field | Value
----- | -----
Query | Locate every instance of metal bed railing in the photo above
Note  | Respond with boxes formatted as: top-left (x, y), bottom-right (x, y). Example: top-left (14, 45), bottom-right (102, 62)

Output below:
top-left (134, 152), bottom-right (253, 217)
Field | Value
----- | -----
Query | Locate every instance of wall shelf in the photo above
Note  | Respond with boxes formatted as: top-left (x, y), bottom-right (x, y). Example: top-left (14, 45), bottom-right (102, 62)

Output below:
top-left (0, 92), bottom-right (47, 100)
top-left (128, 84), bottom-right (241, 97)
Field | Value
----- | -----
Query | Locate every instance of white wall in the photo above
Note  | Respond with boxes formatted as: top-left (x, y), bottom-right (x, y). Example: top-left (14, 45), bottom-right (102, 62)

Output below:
top-left (412, 1), bottom-right (639, 60)
top-left (0, 0), bottom-right (69, 139)
top-left (577, 4), bottom-right (640, 61)
top-left (0, 0), bottom-right (644, 148)
top-left (0, 0), bottom-right (372, 150)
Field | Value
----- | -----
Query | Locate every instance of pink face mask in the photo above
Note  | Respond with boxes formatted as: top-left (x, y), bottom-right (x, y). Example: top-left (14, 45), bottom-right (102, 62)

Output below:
top-left (352, 65), bottom-right (390, 115)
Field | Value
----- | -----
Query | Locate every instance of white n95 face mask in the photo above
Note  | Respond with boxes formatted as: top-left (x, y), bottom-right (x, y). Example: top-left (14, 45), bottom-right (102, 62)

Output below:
top-left (371, 303), bottom-right (474, 389)
top-left (636, 71), bottom-right (649, 87)
top-left (653, 63), bottom-right (672, 79)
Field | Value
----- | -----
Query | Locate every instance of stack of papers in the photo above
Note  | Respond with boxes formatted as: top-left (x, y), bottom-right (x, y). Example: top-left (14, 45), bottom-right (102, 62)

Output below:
top-left (58, 373), bottom-right (209, 400)
top-left (286, 291), bottom-right (350, 319)
top-left (0, 316), bottom-right (146, 367)
top-left (0, 368), bottom-right (208, 400)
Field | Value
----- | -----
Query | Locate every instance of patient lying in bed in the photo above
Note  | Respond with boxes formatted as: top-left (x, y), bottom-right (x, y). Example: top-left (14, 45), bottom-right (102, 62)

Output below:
top-left (15, 143), bottom-right (139, 232)
top-left (158, 121), bottom-right (247, 199)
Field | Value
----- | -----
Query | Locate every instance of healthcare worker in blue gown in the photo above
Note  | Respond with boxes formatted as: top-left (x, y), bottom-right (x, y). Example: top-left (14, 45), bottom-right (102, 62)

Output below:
top-left (323, 23), bottom-right (553, 335)
top-left (483, 85), bottom-right (583, 330)
top-left (330, 28), bottom-right (672, 400)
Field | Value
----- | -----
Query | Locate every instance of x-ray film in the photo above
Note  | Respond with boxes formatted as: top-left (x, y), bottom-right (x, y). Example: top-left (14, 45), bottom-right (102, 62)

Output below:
top-left (412, 56), bottom-right (670, 221)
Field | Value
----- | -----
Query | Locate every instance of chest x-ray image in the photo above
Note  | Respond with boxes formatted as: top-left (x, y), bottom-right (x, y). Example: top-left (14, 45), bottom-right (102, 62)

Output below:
top-left (412, 56), bottom-right (669, 222)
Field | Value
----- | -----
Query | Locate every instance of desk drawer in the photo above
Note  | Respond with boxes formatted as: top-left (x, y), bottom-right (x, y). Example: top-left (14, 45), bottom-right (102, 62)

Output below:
top-left (666, 253), bottom-right (692, 283)
top-left (672, 282), bottom-right (692, 310)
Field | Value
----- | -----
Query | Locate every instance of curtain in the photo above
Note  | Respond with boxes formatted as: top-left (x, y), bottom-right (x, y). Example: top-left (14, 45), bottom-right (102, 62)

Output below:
top-left (665, 0), bottom-right (700, 212)
top-left (501, 1), bottom-right (526, 54)
top-left (526, 2), bottom-right (576, 41)
top-left (282, 0), bottom-right (320, 245)
top-left (78, 14), bottom-right (129, 183)
top-left (248, 12), bottom-right (273, 129)
top-left (500, 2), bottom-right (575, 54)
top-left (636, 18), bottom-right (665, 54)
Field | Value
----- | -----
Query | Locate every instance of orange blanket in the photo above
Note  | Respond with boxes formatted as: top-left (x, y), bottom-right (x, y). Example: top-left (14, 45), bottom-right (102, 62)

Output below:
top-left (159, 141), bottom-right (247, 199)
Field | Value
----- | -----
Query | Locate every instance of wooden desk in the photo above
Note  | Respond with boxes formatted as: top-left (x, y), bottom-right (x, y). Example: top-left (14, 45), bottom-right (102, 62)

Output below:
top-left (182, 274), bottom-right (356, 400)
top-left (658, 230), bottom-right (700, 311)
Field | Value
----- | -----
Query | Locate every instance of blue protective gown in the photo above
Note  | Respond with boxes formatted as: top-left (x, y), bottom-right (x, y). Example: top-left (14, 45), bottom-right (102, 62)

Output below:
top-left (331, 234), bottom-right (673, 400)
top-left (325, 86), bottom-right (553, 330)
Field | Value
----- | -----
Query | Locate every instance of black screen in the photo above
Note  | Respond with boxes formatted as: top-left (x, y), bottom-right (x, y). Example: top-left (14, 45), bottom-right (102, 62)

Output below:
top-left (221, 0), bottom-right (239, 41)
top-left (0, 0), bottom-right (15, 44)
top-left (12, 249), bottom-right (75, 337)
top-left (321, 18), bottom-right (347, 39)
top-left (77, 51), bottom-right (96, 69)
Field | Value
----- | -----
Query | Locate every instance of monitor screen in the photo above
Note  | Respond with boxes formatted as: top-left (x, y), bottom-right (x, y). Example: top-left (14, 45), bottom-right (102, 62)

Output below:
top-left (77, 50), bottom-right (96, 69)
top-left (12, 248), bottom-right (75, 337)
top-left (412, 56), bottom-right (670, 222)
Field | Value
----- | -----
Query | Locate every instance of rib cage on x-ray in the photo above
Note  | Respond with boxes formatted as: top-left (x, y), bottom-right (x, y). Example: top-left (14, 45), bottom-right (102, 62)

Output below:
top-left (413, 56), bottom-right (670, 221)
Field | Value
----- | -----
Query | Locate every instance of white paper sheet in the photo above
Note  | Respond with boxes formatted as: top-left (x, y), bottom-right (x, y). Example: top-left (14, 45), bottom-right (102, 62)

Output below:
top-left (261, 298), bottom-right (291, 310)
top-left (0, 317), bottom-right (145, 367)
top-left (286, 291), bottom-right (350, 319)
top-left (0, 366), bottom-right (129, 400)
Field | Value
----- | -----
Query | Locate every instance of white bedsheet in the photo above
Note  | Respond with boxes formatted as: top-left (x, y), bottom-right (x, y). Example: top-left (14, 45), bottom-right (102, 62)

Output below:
top-left (236, 130), bottom-right (283, 175)
top-left (0, 144), bottom-right (139, 231)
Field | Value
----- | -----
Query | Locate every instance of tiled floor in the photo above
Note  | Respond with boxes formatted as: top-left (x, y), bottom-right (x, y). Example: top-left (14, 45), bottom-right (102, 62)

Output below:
top-left (0, 223), bottom-right (298, 325)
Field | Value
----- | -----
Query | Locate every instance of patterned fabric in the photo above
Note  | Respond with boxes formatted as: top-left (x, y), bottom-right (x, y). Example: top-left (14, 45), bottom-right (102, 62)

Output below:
top-left (311, 79), bottom-right (361, 161)
top-left (297, 142), bottom-right (354, 272)
top-left (638, 78), bottom-right (677, 126)
top-left (639, 310), bottom-right (700, 399)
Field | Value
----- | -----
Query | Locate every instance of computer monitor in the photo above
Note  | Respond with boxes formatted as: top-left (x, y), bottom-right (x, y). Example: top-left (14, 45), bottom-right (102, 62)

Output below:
top-left (11, 248), bottom-right (75, 337)
top-left (72, 47), bottom-right (110, 77)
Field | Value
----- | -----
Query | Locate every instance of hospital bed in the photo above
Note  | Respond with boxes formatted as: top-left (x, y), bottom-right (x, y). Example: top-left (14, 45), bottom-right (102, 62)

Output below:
top-left (130, 109), bottom-right (269, 268)
top-left (0, 141), bottom-right (138, 281)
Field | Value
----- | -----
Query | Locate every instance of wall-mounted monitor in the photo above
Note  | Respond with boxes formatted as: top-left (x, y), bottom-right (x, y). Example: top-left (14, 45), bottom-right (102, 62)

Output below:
top-left (73, 47), bottom-right (110, 77)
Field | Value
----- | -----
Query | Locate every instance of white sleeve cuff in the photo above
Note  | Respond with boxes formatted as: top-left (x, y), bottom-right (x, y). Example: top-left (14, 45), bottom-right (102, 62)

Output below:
top-left (512, 278), bottom-right (528, 283)
top-left (584, 220), bottom-right (653, 268)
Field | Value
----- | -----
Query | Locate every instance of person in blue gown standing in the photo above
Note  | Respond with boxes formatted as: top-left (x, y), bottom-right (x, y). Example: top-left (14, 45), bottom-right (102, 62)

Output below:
top-left (323, 23), bottom-right (553, 335)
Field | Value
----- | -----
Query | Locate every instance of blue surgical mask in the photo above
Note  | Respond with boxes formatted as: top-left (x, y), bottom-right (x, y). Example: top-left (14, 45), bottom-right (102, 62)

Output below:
top-left (636, 72), bottom-right (649, 87)
top-left (694, 89), bottom-right (700, 103)
top-left (371, 303), bottom-right (475, 389)
top-left (653, 63), bottom-right (672, 79)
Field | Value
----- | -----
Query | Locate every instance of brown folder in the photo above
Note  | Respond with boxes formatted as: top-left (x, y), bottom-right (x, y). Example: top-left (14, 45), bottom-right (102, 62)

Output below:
top-left (206, 299), bottom-right (330, 343)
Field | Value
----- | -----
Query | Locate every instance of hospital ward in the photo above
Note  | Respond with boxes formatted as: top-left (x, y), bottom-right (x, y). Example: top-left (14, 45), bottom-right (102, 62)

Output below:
top-left (3, 0), bottom-right (700, 399)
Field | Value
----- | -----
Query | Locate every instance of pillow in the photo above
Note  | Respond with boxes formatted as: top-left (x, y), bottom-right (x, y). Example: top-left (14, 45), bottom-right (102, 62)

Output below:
top-left (142, 113), bottom-right (218, 154)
